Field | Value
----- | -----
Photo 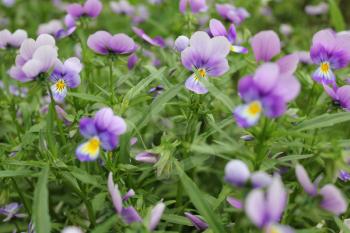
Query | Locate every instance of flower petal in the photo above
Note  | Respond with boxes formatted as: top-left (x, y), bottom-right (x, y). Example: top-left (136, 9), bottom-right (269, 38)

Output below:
top-left (185, 74), bottom-right (208, 94)
top-left (253, 63), bottom-right (279, 94)
top-left (266, 175), bottom-right (286, 223)
top-left (295, 164), bottom-right (318, 196)
top-left (108, 172), bottom-right (123, 214)
top-left (224, 160), bottom-right (250, 186)
top-left (320, 184), bottom-right (347, 215)
top-left (251, 30), bottom-right (281, 62)
top-left (245, 189), bottom-right (266, 228)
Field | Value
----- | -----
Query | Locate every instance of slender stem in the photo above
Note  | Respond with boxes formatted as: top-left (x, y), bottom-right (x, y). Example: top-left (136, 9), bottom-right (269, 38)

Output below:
top-left (109, 60), bottom-right (115, 104)
top-left (11, 178), bottom-right (31, 215)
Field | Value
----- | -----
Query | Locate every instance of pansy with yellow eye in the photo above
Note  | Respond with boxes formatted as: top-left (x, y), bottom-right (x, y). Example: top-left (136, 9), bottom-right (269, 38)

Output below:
top-left (50, 57), bottom-right (82, 103)
top-left (76, 108), bottom-right (127, 162)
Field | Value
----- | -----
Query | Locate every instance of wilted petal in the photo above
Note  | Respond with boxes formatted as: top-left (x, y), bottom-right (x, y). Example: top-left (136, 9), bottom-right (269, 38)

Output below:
top-left (251, 30), bottom-right (281, 62)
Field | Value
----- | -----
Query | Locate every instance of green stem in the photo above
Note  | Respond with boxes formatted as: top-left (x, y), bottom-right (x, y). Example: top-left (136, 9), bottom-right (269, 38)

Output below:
top-left (109, 60), bottom-right (115, 105)
top-left (11, 178), bottom-right (31, 215)
top-left (255, 118), bottom-right (269, 169)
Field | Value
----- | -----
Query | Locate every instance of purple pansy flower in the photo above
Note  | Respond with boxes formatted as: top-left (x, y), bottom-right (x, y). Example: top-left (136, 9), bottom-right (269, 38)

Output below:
top-left (108, 172), bottom-right (165, 230)
top-left (216, 3), bottom-right (250, 25)
top-left (234, 61), bottom-right (300, 128)
top-left (87, 31), bottom-right (137, 55)
top-left (9, 34), bottom-right (58, 83)
top-left (131, 5), bottom-right (149, 25)
top-left (184, 212), bottom-right (208, 231)
top-left (0, 29), bottom-right (27, 49)
top-left (209, 19), bottom-right (248, 54)
top-left (132, 27), bottom-right (165, 48)
top-left (37, 20), bottom-right (63, 37)
top-left (225, 159), bottom-right (272, 188)
top-left (181, 31), bottom-right (231, 94)
top-left (295, 164), bottom-right (347, 215)
top-left (0, 203), bottom-right (26, 222)
top-left (110, 0), bottom-right (135, 16)
top-left (245, 175), bottom-right (293, 233)
top-left (179, 0), bottom-right (208, 14)
top-left (76, 108), bottom-right (127, 161)
top-left (66, 0), bottom-right (103, 19)
top-left (310, 29), bottom-right (350, 85)
top-left (127, 54), bottom-right (138, 70)
top-left (323, 84), bottom-right (350, 111)
top-left (50, 57), bottom-right (82, 103)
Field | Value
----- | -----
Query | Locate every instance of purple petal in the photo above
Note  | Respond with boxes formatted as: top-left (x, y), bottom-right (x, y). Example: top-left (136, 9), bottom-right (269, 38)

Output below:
top-left (22, 59), bottom-right (43, 79)
top-left (10, 29), bottom-right (28, 47)
top-left (337, 86), bottom-right (350, 110)
top-left (174, 35), bottom-right (189, 52)
top-left (295, 164), bottom-right (318, 196)
top-left (109, 33), bottom-right (137, 54)
top-left (32, 45), bottom-right (58, 72)
top-left (253, 63), bottom-right (279, 94)
top-left (250, 171), bottom-right (272, 188)
top-left (148, 202), bottom-right (165, 231)
top-left (227, 24), bottom-right (237, 44)
top-left (94, 107), bottom-right (114, 131)
top-left (67, 3), bottom-right (84, 17)
top-left (276, 54), bottom-right (299, 76)
top-left (237, 76), bottom-right (259, 102)
top-left (108, 115), bottom-right (127, 135)
top-left (189, 0), bottom-right (207, 13)
top-left (185, 74), bottom-right (208, 94)
top-left (323, 83), bottom-right (338, 100)
top-left (79, 117), bottom-right (97, 138)
top-left (320, 184), bottom-right (347, 215)
top-left (87, 31), bottom-right (112, 55)
top-left (98, 131), bottom-right (118, 151)
top-left (179, 0), bottom-right (187, 13)
top-left (312, 65), bottom-right (336, 85)
top-left (231, 45), bottom-right (248, 54)
top-left (209, 19), bottom-right (227, 37)
top-left (265, 224), bottom-right (295, 233)
top-left (224, 160), bottom-right (250, 186)
top-left (64, 57), bottom-right (82, 74)
top-left (121, 207), bottom-right (142, 224)
top-left (245, 189), bottom-right (266, 228)
top-left (184, 212), bottom-right (208, 231)
top-left (312, 29), bottom-right (336, 52)
top-left (251, 30), bottom-right (281, 62)
top-left (266, 175), bottom-right (286, 223)
top-left (205, 57), bottom-right (229, 77)
top-left (84, 0), bottom-right (103, 18)
top-left (108, 172), bottom-right (123, 214)
top-left (122, 189), bottom-right (135, 201)
top-left (226, 197), bottom-right (243, 209)
top-left (272, 74), bottom-right (300, 102)
top-left (19, 39), bottom-right (36, 60)
top-left (261, 95), bottom-right (286, 118)
top-left (127, 54), bottom-right (138, 70)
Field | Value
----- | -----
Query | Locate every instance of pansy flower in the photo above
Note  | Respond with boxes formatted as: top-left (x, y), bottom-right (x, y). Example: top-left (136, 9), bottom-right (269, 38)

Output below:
top-left (8, 34), bottom-right (58, 83)
top-left (66, 0), bottom-right (103, 19)
top-left (234, 62), bottom-right (300, 128)
top-left (108, 172), bottom-right (165, 230)
top-left (76, 108), bottom-right (127, 161)
top-left (209, 19), bottom-right (248, 54)
top-left (110, 0), bottom-right (135, 16)
top-left (174, 35), bottom-right (189, 52)
top-left (179, 0), bottom-right (207, 14)
top-left (87, 31), bottom-right (137, 55)
top-left (50, 57), bottom-right (82, 103)
top-left (0, 29), bottom-right (27, 49)
top-left (296, 164), bottom-right (347, 215)
top-left (181, 31), bottom-right (231, 94)
top-left (0, 203), bottom-right (26, 222)
top-left (310, 29), bottom-right (350, 85)
top-left (132, 27), bottom-right (165, 47)
top-left (305, 2), bottom-right (329, 16)
top-left (37, 20), bottom-right (63, 38)
top-left (245, 175), bottom-right (294, 233)
top-left (216, 3), bottom-right (250, 25)
top-left (184, 212), bottom-right (208, 231)
top-left (323, 84), bottom-right (350, 111)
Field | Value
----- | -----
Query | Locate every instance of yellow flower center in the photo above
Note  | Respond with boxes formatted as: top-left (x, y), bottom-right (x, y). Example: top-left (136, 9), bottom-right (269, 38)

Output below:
top-left (86, 137), bottom-right (100, 154)
top-left (195, 68), bottom-right (206, 81)
top-left (320, 62), bottom-right (330, 73)
top-left (248, 101), bottom-right (262, 115)
top-left (55, 79), bottom-right (66, 92)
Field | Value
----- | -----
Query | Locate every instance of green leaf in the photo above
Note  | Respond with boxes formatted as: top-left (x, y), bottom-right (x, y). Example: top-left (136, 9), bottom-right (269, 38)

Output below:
top-left (91, 215), bottom-right (117, 233)
top-left (0, 170), bottom-right (38, 177)
top-left (201, 79), bottom-right (235, 110)
top-left (175, 161), bottom-right (226, 233)
top-left (162, 214), bottom-right (192, 226)
top-left (294, 112), bottom-right (350, 131)
top-left (33, 166), bottom-right (51, 233)
top-left (69, 92), bottom-right (105, 103)
top-left (328, 0), bottom-right (346, 31)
